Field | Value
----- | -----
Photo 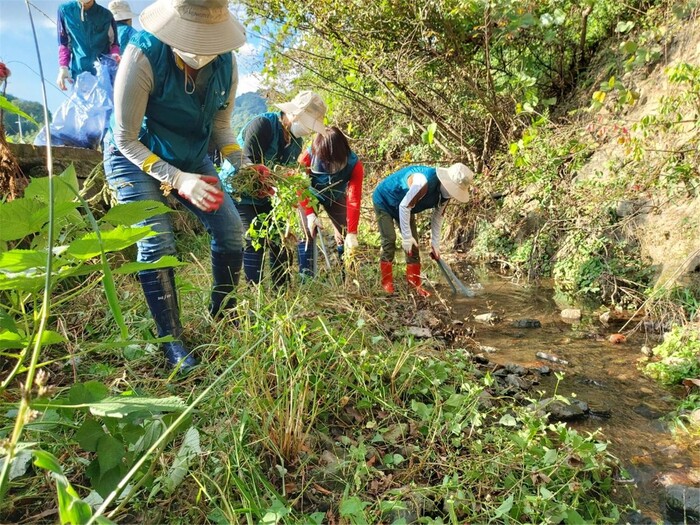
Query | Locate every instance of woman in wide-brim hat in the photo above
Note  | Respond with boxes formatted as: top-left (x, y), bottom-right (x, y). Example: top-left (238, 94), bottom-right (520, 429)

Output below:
top-left (102, 0), bottom-right (248, 374)
top-left (220, 90), bottom-right (327, 287)
top-left (372, 162), bottom-right (474, 296)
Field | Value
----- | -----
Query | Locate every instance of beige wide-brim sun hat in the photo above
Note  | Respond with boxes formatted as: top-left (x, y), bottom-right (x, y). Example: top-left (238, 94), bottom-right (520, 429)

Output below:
top-left (436, 162), bottom-right (474, 202)
top-left (276, 91), bottom-right (327, 135)
top-left (140, 0), bottom-right (246, 55)
top-left (108, 0), bottom-right (137, 21)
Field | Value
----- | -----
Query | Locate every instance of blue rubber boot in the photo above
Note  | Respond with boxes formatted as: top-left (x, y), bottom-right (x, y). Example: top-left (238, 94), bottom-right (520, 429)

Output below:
top-left (138, 268), bottom-right (198, 373)
top-left (243, 247), bottom-right (264, 284)
top-left (210, 250), bottom-right (242, 319)
top-left (297, 239), bottom-right (315, 280)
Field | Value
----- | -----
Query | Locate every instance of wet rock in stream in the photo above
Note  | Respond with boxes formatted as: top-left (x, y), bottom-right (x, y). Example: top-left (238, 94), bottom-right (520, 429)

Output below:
top-left (532, 397), bottom-right (590, 421)
top-left (511, 318), bottom-right (542, 328)
top-left (664, 484), bottom-right (700, 522)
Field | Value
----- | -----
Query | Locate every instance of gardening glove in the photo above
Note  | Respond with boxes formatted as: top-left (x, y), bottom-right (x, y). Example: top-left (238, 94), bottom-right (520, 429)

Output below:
top-left (306, 212), bottom-right (319, 238)
top-left (344, 233), bottom-right (359, 253)
top-left (175, 173), bottom-right (224, 212)
top-left (402, 236), bottom-right (419, 256)
top-left (111, 53), bottom-right (121, 64)
top-left (57, 66), bottom-right (72, 90)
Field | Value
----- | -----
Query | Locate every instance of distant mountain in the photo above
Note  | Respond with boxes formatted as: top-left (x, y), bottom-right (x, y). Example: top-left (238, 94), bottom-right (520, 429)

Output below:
top-left (2, 94), bottom-right (47, 139)
top-left (231, 91), bottom-right (268, 135)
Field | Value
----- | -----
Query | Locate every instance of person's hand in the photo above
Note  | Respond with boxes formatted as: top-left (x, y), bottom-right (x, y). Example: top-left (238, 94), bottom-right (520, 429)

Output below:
top-left (111, 53), bottom-right (121, 64)
top-left (176, 173), bottom-right (224, 212)
top-left (306, 212), bottom-right (319, 238)
top-left (402, 237), bottom-right (419, 256)
top-left (344, 233), bottom-right (359, 252)
top-left (430, 243), bottom-right (440, 261)
top-left (57, 66), bottom-right (72, 90)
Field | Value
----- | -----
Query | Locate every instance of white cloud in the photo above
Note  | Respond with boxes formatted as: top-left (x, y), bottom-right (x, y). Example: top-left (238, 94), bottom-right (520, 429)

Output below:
top-left (237, 42), bottom-right (258, 58)
top-left (237, 72), bottom-right (262, 95)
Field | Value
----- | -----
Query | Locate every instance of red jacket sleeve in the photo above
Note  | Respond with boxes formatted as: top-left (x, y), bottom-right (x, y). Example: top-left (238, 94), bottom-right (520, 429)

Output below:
top-left (345, 160), bottom-right (364, 234)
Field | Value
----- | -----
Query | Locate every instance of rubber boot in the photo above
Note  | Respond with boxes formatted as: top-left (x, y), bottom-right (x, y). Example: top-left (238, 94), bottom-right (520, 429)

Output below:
top-left (210, 250), bottom-right (242, 320)
top-left (406, 263), bottom-right (431, 297)
top-left (243, 247), bottom-right (264, 284)
top-left (297, 239), bottom-right (315, 280)
top-left (138, 268), bottom-right (198, 372)
top-left (380, 260), bottom-right (395, 294)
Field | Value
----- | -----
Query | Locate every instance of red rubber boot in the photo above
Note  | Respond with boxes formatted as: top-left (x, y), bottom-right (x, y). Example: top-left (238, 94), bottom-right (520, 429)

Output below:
top-left (406, 263), bottom-right (431, 297)
top-left (380, 261), bottom-right (395, 294)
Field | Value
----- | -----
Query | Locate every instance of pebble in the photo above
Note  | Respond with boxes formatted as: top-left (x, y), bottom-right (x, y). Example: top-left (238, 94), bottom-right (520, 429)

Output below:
top-left (561, 308), bottom-right (582, 320)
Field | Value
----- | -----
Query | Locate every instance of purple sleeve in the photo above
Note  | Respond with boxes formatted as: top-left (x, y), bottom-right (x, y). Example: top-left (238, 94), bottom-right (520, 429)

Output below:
top-left (58, 45), bottom-right (71, 67)
top-left (57, 8), bottom-right (71, 66)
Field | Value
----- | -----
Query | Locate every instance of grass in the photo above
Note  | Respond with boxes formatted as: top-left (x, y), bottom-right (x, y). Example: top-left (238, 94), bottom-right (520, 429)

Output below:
top-left (0, 233), bottom-right (628, 524)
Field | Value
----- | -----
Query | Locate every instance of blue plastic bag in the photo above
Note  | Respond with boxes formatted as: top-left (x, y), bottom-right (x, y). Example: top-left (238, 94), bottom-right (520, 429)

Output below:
top-left (35, 56), bottom-right (117, 149)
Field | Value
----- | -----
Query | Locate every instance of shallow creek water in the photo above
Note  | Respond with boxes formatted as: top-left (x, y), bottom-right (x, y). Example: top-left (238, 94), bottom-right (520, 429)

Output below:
top-left (435, 265), bottom-right (699, 522)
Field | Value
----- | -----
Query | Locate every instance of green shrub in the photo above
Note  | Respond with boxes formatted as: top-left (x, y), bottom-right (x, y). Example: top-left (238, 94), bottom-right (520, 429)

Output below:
top-left (641, 326), bottom-right (700, 385)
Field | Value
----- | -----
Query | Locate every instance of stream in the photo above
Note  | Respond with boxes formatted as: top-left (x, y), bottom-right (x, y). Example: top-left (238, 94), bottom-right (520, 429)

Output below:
top-left (438, 263), bottom-right (699, 523)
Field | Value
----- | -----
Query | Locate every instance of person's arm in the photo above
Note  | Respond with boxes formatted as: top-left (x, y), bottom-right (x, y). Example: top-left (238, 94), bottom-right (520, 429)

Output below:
top-left (108, 18), bottom-right (119, 56)
top-left (111, 47), bottom-right (188, 186)
top-left (111, 46), bottom-right (222, 211)
top-left (398, 173), bottom-right (428, 252)
top-left (57, 8), bottom-right (72, 89)
top-left (211, 54), bottom-right (247, 168)
top-left (297, 149), bottom-right (315, 213)
top-left (345, 159), bottom-right (364, 235)
top-left (241, 117), bottom-right (273, 164)
top-left (429, 200), bottom-right (449, 259)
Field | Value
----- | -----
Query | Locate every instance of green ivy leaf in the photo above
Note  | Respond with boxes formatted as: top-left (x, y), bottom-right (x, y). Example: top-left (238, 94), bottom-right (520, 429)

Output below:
top-left (113, 256), bottom-right (185, 275)
top-left (69, 381), bottom-right (110, 405)
top-left (75, 417), bottom-right (106, 452)
top-left (97, 434), bottom-right (125, 473)
top-left (101, 201), bottom-right (172, 226)
top-left (66, 226), bottom-right (155, 260)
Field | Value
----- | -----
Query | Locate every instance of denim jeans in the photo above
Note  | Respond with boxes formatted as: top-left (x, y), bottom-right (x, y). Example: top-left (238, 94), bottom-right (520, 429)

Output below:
top-left (103, 147), bottom-right (244, 263)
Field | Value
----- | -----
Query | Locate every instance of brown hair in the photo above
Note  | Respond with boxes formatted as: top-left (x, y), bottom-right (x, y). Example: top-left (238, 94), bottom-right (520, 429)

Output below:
top-left (311, 126), bottom-right (350, 167)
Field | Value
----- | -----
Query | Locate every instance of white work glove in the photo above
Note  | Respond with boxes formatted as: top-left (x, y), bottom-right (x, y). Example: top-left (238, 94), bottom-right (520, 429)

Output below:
top-left (57, 66), bottom-right (72, 90)
top-left (344, 233), bottom-right (359, 252)
top-left (175, 173), bottom-right (224, 212)
top-left (402, 236), bottom-right (419, 256)
top-left (306, 212), bottom-right (319, 238)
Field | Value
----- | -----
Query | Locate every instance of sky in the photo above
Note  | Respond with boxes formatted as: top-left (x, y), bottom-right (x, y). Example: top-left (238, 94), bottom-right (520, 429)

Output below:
top-left (0, 0), bottom-right (265, 111)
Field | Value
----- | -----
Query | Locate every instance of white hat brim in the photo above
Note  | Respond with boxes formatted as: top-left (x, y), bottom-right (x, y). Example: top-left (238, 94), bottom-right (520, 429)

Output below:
top-left (139, 0), bottom-right (246, 55)
top-left (276, 102), bottom-right (325, 134)
top-left (436, 167), bottom-right (470, 202)
top-left (113, 9), bottom-right (137, 21)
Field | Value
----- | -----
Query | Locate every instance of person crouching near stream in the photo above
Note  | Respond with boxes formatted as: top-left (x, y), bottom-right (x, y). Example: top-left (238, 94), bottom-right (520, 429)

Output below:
top-left (103, 0), bottom-right (248, 373)
top-left (372, 163), bottom-right (473, 296)
top-left (297, 126), bottom-right (364, 278)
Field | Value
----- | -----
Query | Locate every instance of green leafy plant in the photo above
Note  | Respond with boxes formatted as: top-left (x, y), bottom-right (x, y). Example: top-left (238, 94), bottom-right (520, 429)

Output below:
top-left (641, 326), bottom-right (700, 385)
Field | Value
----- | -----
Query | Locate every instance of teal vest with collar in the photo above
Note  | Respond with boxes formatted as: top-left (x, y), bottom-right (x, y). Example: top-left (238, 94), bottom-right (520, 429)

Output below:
top-left (133, 31), bottom-right (232, 173)
top-left (372, 165), bottom-right (446, 220)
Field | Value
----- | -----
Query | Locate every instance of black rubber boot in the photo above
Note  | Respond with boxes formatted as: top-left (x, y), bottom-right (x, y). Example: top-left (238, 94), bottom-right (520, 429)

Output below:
top-left (243, 247), bottom-right (264, 284)
top-left (297, 239), bottom-right (315, 280)
top-left (210, 250), bottom-right (242, 319)
top-left (138, 268), bottom-right (198, 373)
